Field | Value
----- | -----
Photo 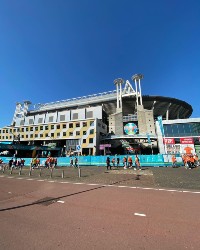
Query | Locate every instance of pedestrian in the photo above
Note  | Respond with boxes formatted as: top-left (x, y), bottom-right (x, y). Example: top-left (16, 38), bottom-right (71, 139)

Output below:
top-left (106, 156), bottom-right (111, 170)
top-left (135, 155), bottom-right (141, 170)
top-left (70, 157), bottom-right (73, 167)
top-left (172, 155), bottom-right (177, 168)
top-left (128, 156), bottom-right (133, 168)
top-left (111, 158), bottom-right (115, 168)
top-left (123, 157), bottom-right (127, 169)
top-left (74, 157), bottom-right (78, 168)
top-left (116, 157), bottom-right (120, 168)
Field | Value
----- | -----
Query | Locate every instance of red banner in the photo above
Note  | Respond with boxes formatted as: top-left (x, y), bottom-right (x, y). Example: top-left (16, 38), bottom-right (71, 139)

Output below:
top-left (180, 138), bottom-right (194, 144)
top-left (163, 138), bottom-right (175, 144)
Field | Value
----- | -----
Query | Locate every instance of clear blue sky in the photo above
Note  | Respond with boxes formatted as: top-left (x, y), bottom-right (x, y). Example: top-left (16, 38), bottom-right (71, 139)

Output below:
top-left (0, 0), bottom-right (200, 127)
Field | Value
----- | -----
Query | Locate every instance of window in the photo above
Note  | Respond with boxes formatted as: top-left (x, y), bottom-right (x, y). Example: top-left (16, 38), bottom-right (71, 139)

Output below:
top-left (83, 139), bottom-right (86, 143)
top-left (6, 129), bottom-right (8, 133)
top-left (49, 116), bottom-right (54, 122)
top-left (45, 133), bottom-right (48, 137)
top-left (40, 126), bottom-right (43, 130)
top-left (57, 133), bottom-right (60, 137)
top-left (60, 115), bottom-right (65, 121)
top-left (90, 129), bottom-right (94, 134)
top-left (30, 134), bottom-right (33, 138)
top-left (35, 127), bottom-right (38, 131)
top-left (38, 118), bottom-right (43, 123)
top-left (45, 126), bottom-right (48, 130)
top-left (20, 120), bottom-right (24, 126)
top-left (26, 135), bottom-right (28, 138)
top-left (69, 132), bottom-right (73, 136)
top-left (30, 127), bottom-right (33, 131)
top-left (76, 123), bottom-right (80, 128)
top-left (35, 134), bottom-right (38, 138)
top-left (83, 131), bottom-right (87, 135)
top-left (73, 113), bottom-right (78, 120)
top-left (86, 111), bottom-right (93, 119)
top-left (40, 134), bottom-right (43, 138)
top-left (69, 123), bottom-right (73, 128)
top-left (83, 122), bottom-right (87, 127)
top-left (89, 138), bottom-right (93, 143)
top-left (63, 132), bottom-right (66, 136)
top-left (21, 128), bottom-right (24, 132)
top-left (51, 133), bottom-right (54, 137)
top-left (63, 124), bottom-right (66, 129)
top-left (57, 125), bottom-right (60, 129)
top-left (21, 135), bottom-right (24, 138)
top-left (90, 121), bottom-right (94, 126)
top-left (29, 119), bottom-right (34, 125)
top-left (51, 125), bottom-right (54, 129)
top-left (76, 131), bottom-right (80, 136)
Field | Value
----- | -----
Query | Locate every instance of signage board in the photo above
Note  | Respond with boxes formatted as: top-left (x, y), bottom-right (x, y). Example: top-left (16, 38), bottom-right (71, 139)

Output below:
top-left (180, 138), bottom-right (194, 144)
top-left (163, 138), bottom-right (175, 144)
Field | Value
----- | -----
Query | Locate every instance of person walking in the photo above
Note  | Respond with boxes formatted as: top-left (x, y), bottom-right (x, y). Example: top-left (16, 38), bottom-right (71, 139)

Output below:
top-left (128, 156), bottom-right (133, 168)
top-left (123, 157), bottom-right (127, 169)
top-left (106, 156), bottom-right (111, 170)
top-left (116, 157), bottom-right (120, 168)
top-left (135, 155), bottom-right (141, 170)
top-left (70, 157), bottom-right (74, 167)
top-left (74, 157), bottom-right (78, 168)
top-left (172, 155), bottom-right (177, 168)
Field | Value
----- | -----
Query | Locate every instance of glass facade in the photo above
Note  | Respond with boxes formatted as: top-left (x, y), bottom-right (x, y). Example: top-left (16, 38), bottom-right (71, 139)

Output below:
top-left (164, 123), bottom-right (200, 137)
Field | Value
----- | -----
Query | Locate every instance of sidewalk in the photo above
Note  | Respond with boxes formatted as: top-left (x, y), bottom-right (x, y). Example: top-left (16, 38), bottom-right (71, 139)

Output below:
top-left (1, 166), bottom-right (200, 190)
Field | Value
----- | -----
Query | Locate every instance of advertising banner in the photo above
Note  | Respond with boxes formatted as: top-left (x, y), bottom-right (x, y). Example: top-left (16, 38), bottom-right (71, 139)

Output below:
top-left (157, 116), bottom-right (164, 136)
top-left (163, 138), bottom-right (175, 144)
top-left (180, 138), bottom-right (194, 144)
top-left (181, 144), bottom-right (195, 154)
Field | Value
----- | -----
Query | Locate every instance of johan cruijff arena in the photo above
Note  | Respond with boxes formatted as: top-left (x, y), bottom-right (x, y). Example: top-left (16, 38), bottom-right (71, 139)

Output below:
top-left (0, 73), bottom-right (200, 158)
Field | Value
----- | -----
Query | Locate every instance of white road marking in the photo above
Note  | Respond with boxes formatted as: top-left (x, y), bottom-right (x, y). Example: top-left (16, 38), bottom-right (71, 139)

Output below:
top-left (17, 178), bottom-right (23, 179)
top-left (57, 200), bottom-right (65, 204)
top-left (134, 213), bottom-right (146, 217)
top-left (8, 192), bottom-right (12, 194)
top-left (3, 176), bottom-right (200, 195)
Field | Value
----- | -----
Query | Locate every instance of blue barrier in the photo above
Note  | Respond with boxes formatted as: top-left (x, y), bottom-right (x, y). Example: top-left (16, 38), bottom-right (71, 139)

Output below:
top-left (0, 154), bottom-right (183, 167)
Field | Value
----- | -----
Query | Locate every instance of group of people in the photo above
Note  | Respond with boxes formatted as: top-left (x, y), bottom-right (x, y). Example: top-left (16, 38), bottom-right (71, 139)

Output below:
top-left (106, 155), bottom-right (141, 170)
top-left (8, 158), bottom-right (25, 169)
top-left (171, 154), bottom-right (199, 169)
top-left (70, 157), bottom-right (78, 168)
top-left (182, 154), bottom-right (199, 169)
top-left (44, 157), bottom-right (57, 169)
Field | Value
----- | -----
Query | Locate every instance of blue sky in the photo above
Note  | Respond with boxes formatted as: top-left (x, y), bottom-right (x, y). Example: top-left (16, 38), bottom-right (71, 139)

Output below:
top-left (0, 0), bottom-right (200, 127)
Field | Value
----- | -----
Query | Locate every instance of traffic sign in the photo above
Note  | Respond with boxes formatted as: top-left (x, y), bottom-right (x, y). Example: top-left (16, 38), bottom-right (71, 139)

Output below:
top-left (76, 145), bottom-right (81, 151)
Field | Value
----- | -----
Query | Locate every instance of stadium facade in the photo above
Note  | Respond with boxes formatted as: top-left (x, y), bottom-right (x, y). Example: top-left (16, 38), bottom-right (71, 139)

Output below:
top-left (0, 74), bottom-right (199, 157)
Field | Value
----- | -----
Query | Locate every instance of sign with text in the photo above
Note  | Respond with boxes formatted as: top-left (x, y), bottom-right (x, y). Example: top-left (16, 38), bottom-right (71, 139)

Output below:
top-left (163, 138), bottom-right (175, 144)
top-left (180, 138), bottom-right (194, 144)
top-left (99, 144), bottom-right (111, 150)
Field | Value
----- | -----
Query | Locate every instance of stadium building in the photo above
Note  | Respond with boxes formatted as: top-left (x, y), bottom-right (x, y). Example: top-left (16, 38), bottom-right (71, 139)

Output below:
top-left (0, 74), bottom-right (199, 158)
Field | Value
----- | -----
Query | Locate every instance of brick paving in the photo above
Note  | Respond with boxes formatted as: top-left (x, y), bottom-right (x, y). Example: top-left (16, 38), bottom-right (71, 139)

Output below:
top-left (1, 165), bottom-right (200, 190)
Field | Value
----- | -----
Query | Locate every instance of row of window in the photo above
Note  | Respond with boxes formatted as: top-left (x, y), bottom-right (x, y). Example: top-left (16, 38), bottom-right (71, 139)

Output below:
top-left (0, 129), bottom-right (94, 140)
top-left (24, 111), bottom-right (94, 125)
top-left (0, 135), bottom-right (94, 144)
top-left (164, 123), bottom-right (200, 137)
top-left (0, 121), bottom-right (94, 134)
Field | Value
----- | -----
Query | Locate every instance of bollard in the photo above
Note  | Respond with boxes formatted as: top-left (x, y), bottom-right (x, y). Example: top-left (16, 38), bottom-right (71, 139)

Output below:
top-left (19, 167), bottom-right (22, 176)
top-left (39, 169), bottom-right (42, 177)
top-left (29, 169), bottom-right (32, 176)
top-left (2, 166), bottom-right (5, 173)
top-left (78, 167), bottom-right (81, 178)
top-left (10, 167), bottom-right (13, 175)
top-left (62, 170), bottom-right (64, 178)
top-left (50, 168), bottom-right (53, 178)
